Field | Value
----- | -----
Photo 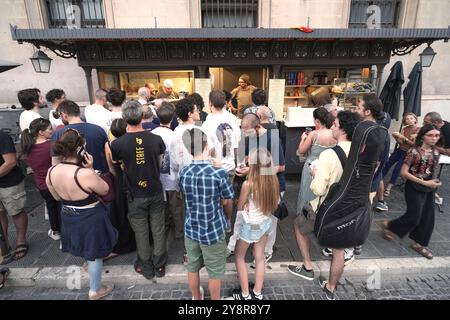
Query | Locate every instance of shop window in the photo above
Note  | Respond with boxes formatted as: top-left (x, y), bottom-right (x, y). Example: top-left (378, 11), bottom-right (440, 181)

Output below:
top-left (349, 0), bottom-right (401, 28)
top-left (201, 0), bottom-right (259, 28)
top-left (45, 0), bottom-right (105, 28)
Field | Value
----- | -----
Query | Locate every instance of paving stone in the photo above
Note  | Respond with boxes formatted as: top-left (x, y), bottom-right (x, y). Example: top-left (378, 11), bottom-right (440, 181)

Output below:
top-left (9, 172), bottom-right (450, 271)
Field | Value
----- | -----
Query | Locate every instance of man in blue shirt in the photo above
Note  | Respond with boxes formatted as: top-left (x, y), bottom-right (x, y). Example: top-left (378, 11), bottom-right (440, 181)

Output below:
top-left (51, 100), bottom-right (109, 173)
top-left (180, 128), bottom-right (234, 300)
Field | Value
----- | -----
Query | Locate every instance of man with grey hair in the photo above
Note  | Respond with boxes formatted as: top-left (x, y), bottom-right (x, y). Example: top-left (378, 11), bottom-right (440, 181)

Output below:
top-left (424, 111), bottom-right (450, 155)
top-left (85, 88), bottom-right (113, 134)
top-left (138, 87), bottom-right (150, 103)
top-left (256, 105), bottom-right (278, 130)
top-left (111, 100), bottom-right (167, 280)
top-left (157, 79), bottom-right (180, 100)
top-left (323, 104), bottom-right (338, 119)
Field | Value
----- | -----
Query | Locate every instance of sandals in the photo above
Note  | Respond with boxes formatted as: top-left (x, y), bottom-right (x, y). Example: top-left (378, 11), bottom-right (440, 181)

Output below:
top-left (382, 221), bottom-right (395, 241)
top-left (0, 267), bottom-right (10, 289)
top-left (411, 244), bottom-right (434, 260)
top-left (13, 243), bottom-right (29, 261)
top-left (0, 246), bottom-right (14, 265)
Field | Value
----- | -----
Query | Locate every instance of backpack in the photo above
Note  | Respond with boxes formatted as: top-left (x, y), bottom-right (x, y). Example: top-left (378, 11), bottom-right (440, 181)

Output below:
top-left (314, 121), bottom-right (388, 248)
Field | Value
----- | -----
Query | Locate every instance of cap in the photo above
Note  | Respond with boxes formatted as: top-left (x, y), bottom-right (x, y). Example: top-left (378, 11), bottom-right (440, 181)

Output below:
top-left (163, 79), bottom-right (173, 88)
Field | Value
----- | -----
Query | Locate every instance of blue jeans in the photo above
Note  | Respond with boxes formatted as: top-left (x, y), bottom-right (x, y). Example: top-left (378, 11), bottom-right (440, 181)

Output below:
top-left (382, 148), bottom-right (406, 186)
top-left (88, 258), bottom-right (103, 292)
top-left (239, 218), bottom-right (272, 244)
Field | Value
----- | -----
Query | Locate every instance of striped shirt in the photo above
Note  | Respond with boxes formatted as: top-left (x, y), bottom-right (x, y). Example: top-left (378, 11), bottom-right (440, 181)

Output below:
top-left (180, 160), bottom-right (234, 245)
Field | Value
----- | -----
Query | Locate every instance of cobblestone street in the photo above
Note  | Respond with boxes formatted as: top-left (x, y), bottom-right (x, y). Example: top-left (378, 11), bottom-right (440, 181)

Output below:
top-left (2, 273), bottom-right (450, 300)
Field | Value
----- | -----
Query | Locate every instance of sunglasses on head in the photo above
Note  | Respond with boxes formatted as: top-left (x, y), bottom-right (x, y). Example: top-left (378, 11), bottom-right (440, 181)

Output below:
top-left (65, 128), bottom-right (82, 137)
top-left (52, 110), bottom-right (61, 119)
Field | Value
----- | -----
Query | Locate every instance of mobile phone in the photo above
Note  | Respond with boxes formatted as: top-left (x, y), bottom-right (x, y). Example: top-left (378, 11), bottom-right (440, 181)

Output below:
top-left (77, 146), bottom-right (87, 164)
top-left (305, 127), bottom-right (313, 135)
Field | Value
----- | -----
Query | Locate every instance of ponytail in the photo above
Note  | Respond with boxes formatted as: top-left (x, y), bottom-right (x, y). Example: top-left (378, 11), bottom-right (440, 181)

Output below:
top-left (313, 107), bottom-right (334, 129)
top-left (20, 118), bottom-right (51, 155)
top-left (20, 128), bottom-right (35, 155)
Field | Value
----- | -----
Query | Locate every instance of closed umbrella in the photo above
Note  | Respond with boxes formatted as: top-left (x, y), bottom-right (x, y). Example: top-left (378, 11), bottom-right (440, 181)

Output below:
top-left (379, 61), bottom-right (404, 120)
top-left (0, 59), bottom-right (21, 73)
top-left (403, 62), bottom-right (422, 117)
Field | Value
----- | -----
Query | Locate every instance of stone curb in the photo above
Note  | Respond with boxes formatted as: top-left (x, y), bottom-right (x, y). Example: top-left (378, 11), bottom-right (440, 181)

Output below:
top-left (5, 257), bottom-right (450, 288)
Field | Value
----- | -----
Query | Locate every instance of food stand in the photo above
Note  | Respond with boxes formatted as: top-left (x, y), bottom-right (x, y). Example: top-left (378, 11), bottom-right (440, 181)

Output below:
top-left (10, 26), bottom-right (450, 172)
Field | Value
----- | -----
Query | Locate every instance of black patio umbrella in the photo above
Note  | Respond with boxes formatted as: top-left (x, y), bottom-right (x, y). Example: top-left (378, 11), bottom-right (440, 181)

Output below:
top-left (403, 62), bottom-right (423, 117)
top-left (0, 59), bottom-right (21, 73)
top-left (379, 61), bottom-right (404, 120)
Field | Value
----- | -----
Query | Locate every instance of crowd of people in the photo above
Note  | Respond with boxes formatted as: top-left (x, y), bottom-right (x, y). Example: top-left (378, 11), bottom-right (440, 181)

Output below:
top-left (0, 78), bottom-right (448, 300)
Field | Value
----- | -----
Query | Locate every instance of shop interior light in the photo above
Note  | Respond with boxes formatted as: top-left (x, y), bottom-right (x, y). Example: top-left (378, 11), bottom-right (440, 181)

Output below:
top-left (30, 50), bottom-right (52, 73)
top-left (420, 45), bottom-right (436, 68)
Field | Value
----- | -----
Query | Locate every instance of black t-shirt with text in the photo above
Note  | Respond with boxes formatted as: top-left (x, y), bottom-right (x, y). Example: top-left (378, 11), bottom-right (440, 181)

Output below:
top-left (111, 131), bottom-right (165, 198)
top-left (0, 132), bottom-right (24, 188)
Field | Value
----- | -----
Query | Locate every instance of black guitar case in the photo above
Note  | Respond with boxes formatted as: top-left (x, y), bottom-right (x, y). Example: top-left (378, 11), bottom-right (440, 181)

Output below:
top-left (314, 120), bottom-right (389, 248)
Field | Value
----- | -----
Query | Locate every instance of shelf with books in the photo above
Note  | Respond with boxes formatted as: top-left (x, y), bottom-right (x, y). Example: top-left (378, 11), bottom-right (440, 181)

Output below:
top-left (286, 85), bottom-right (334, 88)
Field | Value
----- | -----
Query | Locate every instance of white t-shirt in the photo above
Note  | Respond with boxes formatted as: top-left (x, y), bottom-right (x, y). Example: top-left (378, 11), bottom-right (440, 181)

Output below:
top-left (106, 111), bottom-right (123, 127)
top-left (170, 124), bottom-right (217, 181)
top-left (84, 104), bottom-right (113, 134)
top-left (201, 111), bottom-right (241, 172)
top-left (171, 124), bottom-right (197, 180)
top-left (152, 126), bottom-right (178, 191)
top-left (19, 110), bottom-right (41, 131)
top-left (48, 109), bottom-right (63, 130)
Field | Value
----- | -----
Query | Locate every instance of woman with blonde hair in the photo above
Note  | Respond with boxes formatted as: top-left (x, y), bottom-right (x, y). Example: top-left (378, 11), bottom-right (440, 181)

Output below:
top-left (232, 148), bottom-right (279, 300)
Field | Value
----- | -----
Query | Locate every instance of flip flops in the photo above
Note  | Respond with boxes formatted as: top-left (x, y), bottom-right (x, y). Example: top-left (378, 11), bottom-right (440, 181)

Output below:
top-left (0, 246), bottom-right (14, 265)
top-left (411, 244), bottom-right (434, 260)
top-left (382, 221), bottom-right (395, 241)
top-left (0, 267), bottom-right (10, 289)
top-left (13, 243), bottom-right (28, 261)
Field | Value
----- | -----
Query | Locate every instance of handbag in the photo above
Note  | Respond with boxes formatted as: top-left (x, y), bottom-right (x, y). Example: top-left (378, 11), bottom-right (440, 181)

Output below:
top-left (99, 172), bottom-right (116, 203)
top-left (273, 200), bottom-right (289, 220)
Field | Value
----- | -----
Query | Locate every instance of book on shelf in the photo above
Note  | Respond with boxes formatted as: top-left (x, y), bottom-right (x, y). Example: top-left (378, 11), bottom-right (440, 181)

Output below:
top-left (285, 72), bottom-right (305, 86)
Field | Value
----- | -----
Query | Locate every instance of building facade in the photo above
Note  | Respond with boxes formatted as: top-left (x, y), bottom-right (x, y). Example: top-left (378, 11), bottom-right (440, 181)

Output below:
top-left (1, 0), bottom-right (449, 123)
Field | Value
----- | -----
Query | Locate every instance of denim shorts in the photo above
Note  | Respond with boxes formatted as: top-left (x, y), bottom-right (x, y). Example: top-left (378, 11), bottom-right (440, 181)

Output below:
top-left (238, 218), bottom-right (272, 243)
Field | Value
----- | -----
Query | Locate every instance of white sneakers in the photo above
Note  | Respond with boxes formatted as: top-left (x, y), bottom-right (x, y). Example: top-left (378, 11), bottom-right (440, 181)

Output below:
top-left (89, 284), bottom-right (114, 300)
top-left (192, 286), bottom-right (204, 300)
top-left (250, 252), bottom-right (273, 269)
top-left (48, 229), bottom-right (61, 241)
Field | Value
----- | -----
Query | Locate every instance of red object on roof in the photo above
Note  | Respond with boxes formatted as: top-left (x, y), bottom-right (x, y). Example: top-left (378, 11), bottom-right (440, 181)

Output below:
top-left (292, 26), bottom-right (314, 33)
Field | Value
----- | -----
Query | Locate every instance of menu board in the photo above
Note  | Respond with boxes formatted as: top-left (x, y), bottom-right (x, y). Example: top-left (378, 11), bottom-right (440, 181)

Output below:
top-left (194, 78), bottom-right (212, 113)
top-left (268, 79), bottom-right (286, 121)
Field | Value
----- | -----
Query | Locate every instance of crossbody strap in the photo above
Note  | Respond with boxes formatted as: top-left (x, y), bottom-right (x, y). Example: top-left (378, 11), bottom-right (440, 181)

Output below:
top-left (332, 145), bottom-right (347, 171)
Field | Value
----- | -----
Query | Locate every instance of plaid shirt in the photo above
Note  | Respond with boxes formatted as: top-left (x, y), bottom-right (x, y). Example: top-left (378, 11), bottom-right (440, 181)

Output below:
top-left (180, 160), bottom-right (234, 245)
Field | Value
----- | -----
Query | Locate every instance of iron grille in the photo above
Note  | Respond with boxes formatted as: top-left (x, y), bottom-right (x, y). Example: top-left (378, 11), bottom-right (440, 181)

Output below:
top-left (349, 0), bottom-right (401, 28)
top-left (45, 0), bottom-right (105, 28)
top-left (201, 0), bottom-right (259, 28)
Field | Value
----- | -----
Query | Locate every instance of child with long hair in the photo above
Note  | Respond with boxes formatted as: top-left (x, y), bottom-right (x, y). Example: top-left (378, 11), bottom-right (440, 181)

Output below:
top-left (232, 148), bottom-right (279, 300)
top-left (383, 124), bottom-right (442, 259)
top-left (382, 112), bottom-right (420, 196)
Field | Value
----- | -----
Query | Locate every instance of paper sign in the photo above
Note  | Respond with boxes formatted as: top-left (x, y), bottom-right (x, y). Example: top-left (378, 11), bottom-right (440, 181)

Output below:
top-left (268, 79), bottom-right (286, 121)
top-left (194, 78), bottom-right (212, 113)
